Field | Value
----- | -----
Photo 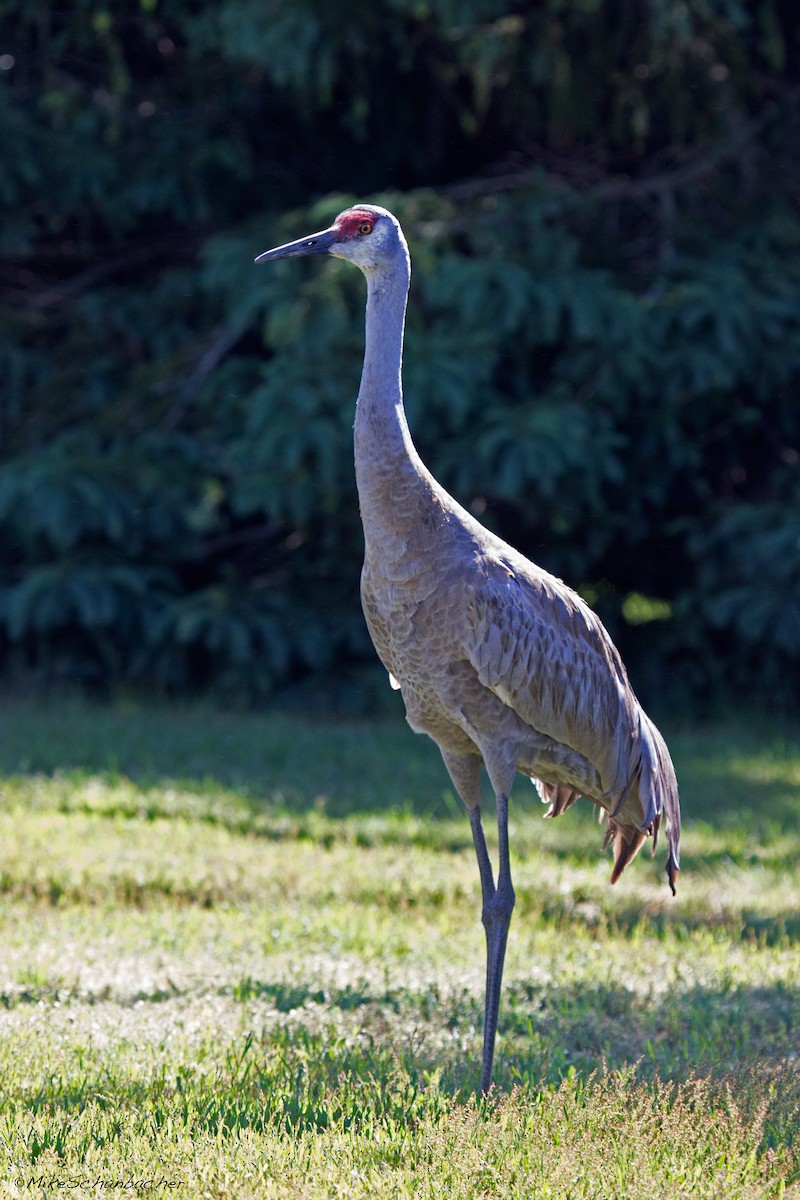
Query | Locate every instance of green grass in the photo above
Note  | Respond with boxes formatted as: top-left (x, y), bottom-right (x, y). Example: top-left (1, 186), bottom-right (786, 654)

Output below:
top-left (0, 696), bottom-right (798, 1198)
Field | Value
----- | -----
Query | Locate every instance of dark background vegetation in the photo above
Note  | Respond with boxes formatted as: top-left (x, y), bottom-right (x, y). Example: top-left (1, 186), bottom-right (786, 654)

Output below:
top-left (0, 0), bottom-right (798, 713)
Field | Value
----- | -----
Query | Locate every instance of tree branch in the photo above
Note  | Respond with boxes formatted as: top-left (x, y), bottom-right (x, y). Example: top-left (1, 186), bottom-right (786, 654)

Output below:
top-left (22, 235), bottom-right (203, 311)
top-left (445, 105), bottom-right (779, 209)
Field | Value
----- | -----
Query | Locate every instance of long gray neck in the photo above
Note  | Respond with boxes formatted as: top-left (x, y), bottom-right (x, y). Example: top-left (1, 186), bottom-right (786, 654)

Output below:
top-left (354, 252), bottom-right (433, 545)
top-left (358, 253), bottom-right (410, 411)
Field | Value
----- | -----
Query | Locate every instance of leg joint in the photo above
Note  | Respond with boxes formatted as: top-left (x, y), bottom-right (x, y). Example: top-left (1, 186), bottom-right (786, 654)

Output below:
top-left (484, 881), bottom-right (515, 925)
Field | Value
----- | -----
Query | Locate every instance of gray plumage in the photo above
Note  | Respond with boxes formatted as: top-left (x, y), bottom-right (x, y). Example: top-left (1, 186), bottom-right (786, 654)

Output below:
top-left (256, 203), bottom-right (681, 1093)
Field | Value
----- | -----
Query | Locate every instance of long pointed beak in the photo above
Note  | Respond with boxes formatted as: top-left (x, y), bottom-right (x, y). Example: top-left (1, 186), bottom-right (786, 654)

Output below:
top-left (254, 226), bottom-right (337, 264)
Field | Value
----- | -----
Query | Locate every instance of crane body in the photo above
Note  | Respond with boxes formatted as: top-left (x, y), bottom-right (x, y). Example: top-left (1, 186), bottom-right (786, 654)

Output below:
top-left (256, 204), bottom-right (680, 1093)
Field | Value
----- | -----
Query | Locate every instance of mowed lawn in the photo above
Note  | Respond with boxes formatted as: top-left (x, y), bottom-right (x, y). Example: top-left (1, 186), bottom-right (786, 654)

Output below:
top-left (0, 696), bottom-right (798, 1198)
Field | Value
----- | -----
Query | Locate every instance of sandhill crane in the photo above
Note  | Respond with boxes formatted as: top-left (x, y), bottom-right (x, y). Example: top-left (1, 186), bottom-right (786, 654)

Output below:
top-left (255, 204), bottom-right (681, 1093)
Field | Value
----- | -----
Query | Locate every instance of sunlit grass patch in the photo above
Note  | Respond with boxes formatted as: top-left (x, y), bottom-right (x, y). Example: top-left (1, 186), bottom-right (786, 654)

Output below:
top-left (0, 1034), bottom-right (795, 1199)
top-left (0, 697), bottom-right (798, 1196)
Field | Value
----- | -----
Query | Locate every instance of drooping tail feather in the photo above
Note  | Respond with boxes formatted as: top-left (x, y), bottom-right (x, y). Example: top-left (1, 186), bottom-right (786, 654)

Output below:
top-left (602, 710), bottom-right (681, 894)
top-left (533, 779), bottom-right (581, 818)
top-left (643, 714), bottom-right (681, 896)
top-left (531, 708), bottom-right (681, 895)
top-left (608, 823), bottom-right (647, 884)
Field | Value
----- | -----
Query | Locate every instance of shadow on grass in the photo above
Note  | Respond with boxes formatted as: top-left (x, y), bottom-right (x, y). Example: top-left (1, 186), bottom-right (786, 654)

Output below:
top-left (518, 892), bottom-right (800, 945)
top-left (9, 977), bottom-right (799, 1149)
top-left (2, 699), bottom-right (800, 892)
top-left (225, 976), bottom-right (402, 1014)
top-left (1, 700), bottom-right (798, 816)
top-left (216, 973), bottom-right (800, 1088)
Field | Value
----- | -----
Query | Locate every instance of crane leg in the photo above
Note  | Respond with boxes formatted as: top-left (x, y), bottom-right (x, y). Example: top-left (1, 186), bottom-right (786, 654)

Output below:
top-left (469, 793), bottom-right (515, 1094)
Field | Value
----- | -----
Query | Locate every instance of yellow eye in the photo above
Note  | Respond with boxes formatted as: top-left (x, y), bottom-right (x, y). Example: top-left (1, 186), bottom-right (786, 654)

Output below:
top-left (358, 222), bottom-right (373, 235)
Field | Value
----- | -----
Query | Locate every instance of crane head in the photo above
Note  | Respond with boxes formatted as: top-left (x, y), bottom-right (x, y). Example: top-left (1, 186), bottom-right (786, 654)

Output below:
top-left (255, 204), bottom-right (406, 273)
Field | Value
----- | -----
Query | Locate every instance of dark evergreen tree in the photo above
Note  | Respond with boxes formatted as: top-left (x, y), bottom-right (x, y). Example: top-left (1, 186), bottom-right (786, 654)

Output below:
top-left (1, 0), bottom-right (798, 708)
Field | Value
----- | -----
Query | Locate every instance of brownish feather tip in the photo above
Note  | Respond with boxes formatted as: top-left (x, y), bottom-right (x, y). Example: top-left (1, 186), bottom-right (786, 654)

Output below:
top-left (609, 826), bottom-right (647, 886)
top-left (666, 850), bottom-right (679, 897)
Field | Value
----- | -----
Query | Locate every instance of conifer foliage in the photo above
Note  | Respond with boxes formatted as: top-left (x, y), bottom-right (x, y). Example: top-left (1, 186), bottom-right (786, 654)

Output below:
top-left (1, 0), bottom-right (798, 706)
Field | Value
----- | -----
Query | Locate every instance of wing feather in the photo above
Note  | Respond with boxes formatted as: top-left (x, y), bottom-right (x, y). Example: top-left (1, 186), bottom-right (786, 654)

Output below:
top-left (463, 549), bottom-right (680, 890)
top-left (465, 552), bottom-right (634, 792)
